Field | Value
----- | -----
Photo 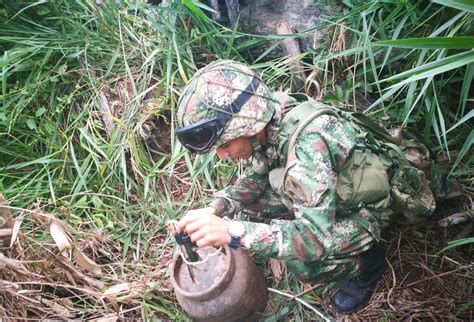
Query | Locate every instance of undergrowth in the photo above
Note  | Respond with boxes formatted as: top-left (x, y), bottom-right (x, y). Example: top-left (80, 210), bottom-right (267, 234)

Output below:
top-left (0, 0), bottom-right (472, 320)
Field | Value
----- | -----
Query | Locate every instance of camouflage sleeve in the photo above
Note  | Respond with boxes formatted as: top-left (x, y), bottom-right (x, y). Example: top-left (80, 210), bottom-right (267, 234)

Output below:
top-left (209, 152), bottom-right (270, 218)
top-left (242, 115), bottom-right (380, 261)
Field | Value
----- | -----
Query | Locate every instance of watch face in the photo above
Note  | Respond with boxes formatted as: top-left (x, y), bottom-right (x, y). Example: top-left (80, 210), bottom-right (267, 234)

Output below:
top-left (229, 221), bottom-right (245, 238)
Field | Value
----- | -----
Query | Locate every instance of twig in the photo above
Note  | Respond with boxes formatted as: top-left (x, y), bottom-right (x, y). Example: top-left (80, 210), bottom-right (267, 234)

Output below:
top-left (385, 258), bottom-right (397, 311)
top-left (2, 280), bottom-right (100, 297)
top-left (287, 283), bottom-right (322, 301)
top-left (268, 287), bottom-right (334, 322)
top-left (397, 231), bottom-right (403, 274)
top-left (418, 262), bottom-right (444, 285)
top-left (405, 266), bottom-right (472, 288)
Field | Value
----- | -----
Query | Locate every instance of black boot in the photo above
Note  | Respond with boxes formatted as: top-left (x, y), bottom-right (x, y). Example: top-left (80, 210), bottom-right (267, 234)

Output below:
top-left (331, 244), bottom-right (386, 314)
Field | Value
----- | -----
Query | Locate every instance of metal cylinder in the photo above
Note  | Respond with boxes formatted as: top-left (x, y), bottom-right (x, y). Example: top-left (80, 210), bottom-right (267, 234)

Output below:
top-left (171, 246), bottom-right (268, 321)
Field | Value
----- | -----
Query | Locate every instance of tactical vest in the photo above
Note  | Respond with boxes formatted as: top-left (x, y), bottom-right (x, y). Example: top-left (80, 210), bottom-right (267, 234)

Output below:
top-left (269, 101), bottom-right (435, 222)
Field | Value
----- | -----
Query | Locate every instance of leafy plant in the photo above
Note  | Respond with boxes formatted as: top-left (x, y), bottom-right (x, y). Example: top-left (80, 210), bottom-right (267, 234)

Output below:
top-left (308, 0), bottom-right (473, 180)
top-left (0, 0), bottom-right (472, 320)
top-left (437, 236), bottom-right (474, 253)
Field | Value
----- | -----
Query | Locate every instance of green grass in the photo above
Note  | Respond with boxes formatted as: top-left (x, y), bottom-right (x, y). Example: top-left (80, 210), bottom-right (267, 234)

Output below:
top-left (0, 0), bottom-right (472, 320)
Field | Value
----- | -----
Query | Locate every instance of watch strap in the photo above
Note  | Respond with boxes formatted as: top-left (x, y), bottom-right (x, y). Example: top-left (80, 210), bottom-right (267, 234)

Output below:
top-left (229, 235), bottom-right (241, 249)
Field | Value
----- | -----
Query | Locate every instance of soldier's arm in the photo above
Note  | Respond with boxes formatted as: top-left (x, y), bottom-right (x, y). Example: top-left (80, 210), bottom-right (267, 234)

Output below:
top-left (241, 116), bottom-right (380, 260)
top-left (209, 153), bottom-right (270, 218)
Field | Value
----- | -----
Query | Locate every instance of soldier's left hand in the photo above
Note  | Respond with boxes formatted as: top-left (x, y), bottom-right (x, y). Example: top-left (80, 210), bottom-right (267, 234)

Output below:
top-left (177, 207), bottom-right (231, 248)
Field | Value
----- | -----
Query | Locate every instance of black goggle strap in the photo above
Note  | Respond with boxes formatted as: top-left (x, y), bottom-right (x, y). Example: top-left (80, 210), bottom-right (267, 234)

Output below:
top-left (176, 75), bottom-right (261, 151)
top-left (215, 75), bottom-right (261, 126)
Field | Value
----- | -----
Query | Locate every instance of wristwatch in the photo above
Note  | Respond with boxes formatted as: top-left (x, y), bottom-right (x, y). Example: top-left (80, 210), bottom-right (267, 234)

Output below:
top-left (227, 220), bottom-right (246, 249)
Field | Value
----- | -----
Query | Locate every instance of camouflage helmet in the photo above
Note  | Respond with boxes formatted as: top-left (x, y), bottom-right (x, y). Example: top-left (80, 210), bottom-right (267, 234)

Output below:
top-left (176, 60), bottom-right (278, 152)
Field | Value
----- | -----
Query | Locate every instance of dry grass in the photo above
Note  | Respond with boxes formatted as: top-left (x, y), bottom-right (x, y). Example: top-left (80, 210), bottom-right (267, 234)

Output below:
top-left (0, 197), bottom-right (176, 320)
top-left (325, 196), bottom-right (474, 321)
top-left (1, 194), bottom-right (471, 320)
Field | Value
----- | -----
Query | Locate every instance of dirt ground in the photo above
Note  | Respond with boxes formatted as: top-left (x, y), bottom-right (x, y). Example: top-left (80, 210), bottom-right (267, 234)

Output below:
top-left (327, 197), bottom-right (473, 321)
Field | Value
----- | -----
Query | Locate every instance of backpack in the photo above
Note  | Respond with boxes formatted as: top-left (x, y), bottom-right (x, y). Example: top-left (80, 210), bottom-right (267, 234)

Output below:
top-left (269, 101), bottom-right (436, 223)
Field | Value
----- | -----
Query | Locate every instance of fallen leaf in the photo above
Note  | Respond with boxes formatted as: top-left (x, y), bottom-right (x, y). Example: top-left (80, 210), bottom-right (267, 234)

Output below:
top-left (0, 228), bottom-right (12, 237)
top-left (269, 258), bottom-right (286, 285)
top-left (102, 282), bottom-right (131, 298)
top-left (56, 256), bottom-right (105, 290)
top-left (0, 252), bottom-right (28, 271)
top-left (10, 215), bottom-right (24, 248)
top-left (0, 193), bottom-right (13, 227)
top-left (50, 220), bottom-right (71, 257)
top-left (0, 194), bottom-right (14, 248)
top-left (0, 252), bottom-right (42, 278)
top-left (438, 211), bottom-right (473, 227)
top-left (41, 298), bottom-right (72, 318)
top-left (73, 247), bottom-right (102, 274)
top-left (88, 314), bottom-right (118, 322)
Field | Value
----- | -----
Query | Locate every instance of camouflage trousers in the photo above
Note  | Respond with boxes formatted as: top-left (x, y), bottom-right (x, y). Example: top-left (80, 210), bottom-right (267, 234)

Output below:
top-left (240, 188), bottom-right (364, 283)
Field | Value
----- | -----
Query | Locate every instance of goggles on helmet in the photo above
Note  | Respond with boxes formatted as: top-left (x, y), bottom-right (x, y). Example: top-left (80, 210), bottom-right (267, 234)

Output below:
top-left (176, 75), bottom-right (261, 154)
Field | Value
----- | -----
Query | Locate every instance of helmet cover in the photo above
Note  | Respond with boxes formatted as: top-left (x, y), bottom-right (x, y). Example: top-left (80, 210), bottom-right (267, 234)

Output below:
top-left (177, 60), bottom-right (278, 148)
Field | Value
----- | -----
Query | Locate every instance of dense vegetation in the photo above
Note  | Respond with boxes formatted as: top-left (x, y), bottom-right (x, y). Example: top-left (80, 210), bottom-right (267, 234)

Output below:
top-left (0, 0), bottom-right (472, 320)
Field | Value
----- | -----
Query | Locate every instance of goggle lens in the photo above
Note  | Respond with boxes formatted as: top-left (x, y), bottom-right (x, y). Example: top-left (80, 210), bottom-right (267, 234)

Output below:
top-left (177, 75), bottom-right (261, 154)
top-left (176, 121), bottom-right (220, 154)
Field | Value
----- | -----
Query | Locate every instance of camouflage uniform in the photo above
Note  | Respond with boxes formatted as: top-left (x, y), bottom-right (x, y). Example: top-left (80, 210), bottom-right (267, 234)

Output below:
top-left (209, 98), bottom-right (392, 281)
top-left (178, 60), bottom-right (458, 283)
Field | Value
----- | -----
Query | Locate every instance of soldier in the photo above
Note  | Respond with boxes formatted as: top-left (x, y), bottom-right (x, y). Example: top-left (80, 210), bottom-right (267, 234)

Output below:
top-left (175, 60), bottom-right (459, 314)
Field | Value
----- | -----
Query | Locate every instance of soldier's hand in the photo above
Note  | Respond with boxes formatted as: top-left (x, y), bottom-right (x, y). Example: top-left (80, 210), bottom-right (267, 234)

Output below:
top-left (177, 207), bottom-right (231, 248)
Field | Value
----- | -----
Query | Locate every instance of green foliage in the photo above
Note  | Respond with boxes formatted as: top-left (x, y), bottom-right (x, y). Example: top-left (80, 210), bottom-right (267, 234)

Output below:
top-left (373, 36), bottom-right (474, 49)
top-left (309, 0), bottom-right (473, 177)
top-left (437, 236), bottom-right (474, 253)
top-left (0, 2), bottom-right (233, 316)
top-left (433, 0), bottom-right (474, 12)
top-left (0, 0), bottom-right (472, 319)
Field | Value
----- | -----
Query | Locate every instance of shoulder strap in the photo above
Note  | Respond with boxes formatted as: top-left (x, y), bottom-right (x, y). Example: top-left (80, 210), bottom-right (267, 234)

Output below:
top-left (348, 112), bottom-right (402, 146)
top-left (279, 102), bottom-right (404, 159)
top-left (286, 108), bottom-right (339, 156)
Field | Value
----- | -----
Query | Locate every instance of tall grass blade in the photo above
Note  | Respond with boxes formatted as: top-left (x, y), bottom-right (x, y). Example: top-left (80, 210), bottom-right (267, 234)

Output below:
top-left (389, 55), bottom-right (474, 88)
top-left (449, 129), bottom-right (473, 175)
top-left (457, 63), bottom-right (473, 118)
top-left (379, 50), bottom-right (474, 83)
top-left (432, 0), bottom-right (474, 12)
top-left (445, 110), bottom-right (474, 135)
top-left (373, 37), bottom-right (474, 49)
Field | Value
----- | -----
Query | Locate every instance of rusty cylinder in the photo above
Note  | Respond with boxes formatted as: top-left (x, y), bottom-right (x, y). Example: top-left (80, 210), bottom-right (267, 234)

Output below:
top-left (171, 245), bottom-right (268, 321)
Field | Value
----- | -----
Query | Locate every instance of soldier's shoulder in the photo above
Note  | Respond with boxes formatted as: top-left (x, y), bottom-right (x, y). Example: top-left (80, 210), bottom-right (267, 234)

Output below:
top-left (295, 109), bottom-right (356, 149)
top-left (301, 110), bottom-right (347, 135)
